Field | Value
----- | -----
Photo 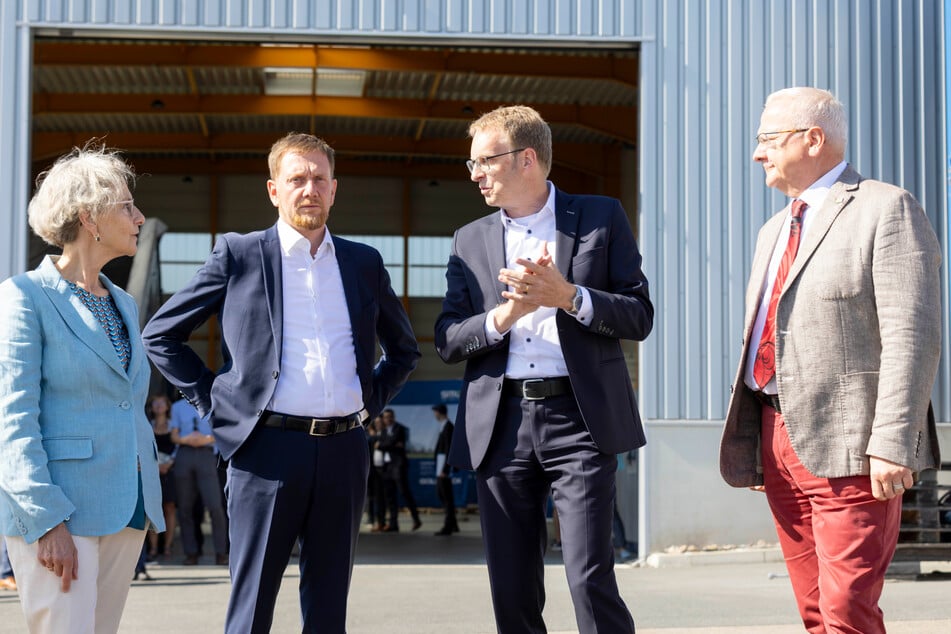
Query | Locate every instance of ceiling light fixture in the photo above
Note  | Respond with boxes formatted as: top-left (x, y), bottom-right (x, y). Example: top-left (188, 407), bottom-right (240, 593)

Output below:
top-left (263, 68), bottom-right (366, 97)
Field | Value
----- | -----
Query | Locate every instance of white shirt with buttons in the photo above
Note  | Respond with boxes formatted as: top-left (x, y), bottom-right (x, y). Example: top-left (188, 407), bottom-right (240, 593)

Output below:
top-left (484, 182), bottom-right (593, 379)
top-left (268, 218), bottom-right (363, 417)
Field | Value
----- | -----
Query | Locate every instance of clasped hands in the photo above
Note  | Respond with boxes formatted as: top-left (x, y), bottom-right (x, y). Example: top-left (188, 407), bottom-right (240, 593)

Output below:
top-left (493, 242), bottom-right (575, 331)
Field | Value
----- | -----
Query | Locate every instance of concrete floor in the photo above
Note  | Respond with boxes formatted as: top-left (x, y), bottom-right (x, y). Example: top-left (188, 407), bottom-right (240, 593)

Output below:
top-left (1, 512), bottom-right (949, 633)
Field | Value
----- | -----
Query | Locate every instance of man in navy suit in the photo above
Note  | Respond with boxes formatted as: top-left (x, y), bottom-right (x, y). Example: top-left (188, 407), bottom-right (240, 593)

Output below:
top-left (435, 105), bottom-right (652, 633)
top-left (143, 133), bottom-right (420, 634)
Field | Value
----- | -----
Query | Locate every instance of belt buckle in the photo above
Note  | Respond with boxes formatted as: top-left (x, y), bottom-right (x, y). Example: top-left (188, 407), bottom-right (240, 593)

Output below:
top-left (309, 418), bottom-right (332, 437)
top-left (521, 378), bottom-right (545, 401)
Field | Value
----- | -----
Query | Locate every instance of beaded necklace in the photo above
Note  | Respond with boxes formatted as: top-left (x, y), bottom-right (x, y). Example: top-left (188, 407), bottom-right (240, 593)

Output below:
top-left (67, 281), bottom-right (131, 372)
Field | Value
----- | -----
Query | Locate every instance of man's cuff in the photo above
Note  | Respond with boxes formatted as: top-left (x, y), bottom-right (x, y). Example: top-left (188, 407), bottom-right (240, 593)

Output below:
top-left (484, 308), bottom-right (506, 342)
top-left (572, 286), bottom-right (593, 325)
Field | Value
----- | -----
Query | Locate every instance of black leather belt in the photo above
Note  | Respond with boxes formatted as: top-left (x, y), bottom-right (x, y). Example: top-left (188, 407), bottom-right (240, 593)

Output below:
top-left (503, 377), bottom-right (573, 401)
top-left (750, 390), bottom-right (781, 413)
top-left (261, 409), bottom-right (368, 437)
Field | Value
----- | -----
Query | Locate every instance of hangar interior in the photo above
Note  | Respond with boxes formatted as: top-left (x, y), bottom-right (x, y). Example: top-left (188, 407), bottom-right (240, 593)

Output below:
top-left (29, 38), bottom-right (640, 381)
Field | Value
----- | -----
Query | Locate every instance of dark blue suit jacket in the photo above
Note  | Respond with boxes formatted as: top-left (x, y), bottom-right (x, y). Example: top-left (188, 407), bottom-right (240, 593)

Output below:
top-left (143, 224), bottom-right (420, 460)
top-left (434, 188), bottom-right (653, 470)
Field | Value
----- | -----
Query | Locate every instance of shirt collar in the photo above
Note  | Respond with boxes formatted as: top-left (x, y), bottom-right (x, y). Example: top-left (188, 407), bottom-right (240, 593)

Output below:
top-left (795, 160), bottom-right (848, 212)
top-left (498, 181), bottom-right (555, 227)
top-left (276, 217), bottom-right (335, 258)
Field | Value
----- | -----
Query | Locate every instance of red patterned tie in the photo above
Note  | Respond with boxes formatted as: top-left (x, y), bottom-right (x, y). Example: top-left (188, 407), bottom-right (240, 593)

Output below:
top-left (753, 199), bottom-right (808, 387)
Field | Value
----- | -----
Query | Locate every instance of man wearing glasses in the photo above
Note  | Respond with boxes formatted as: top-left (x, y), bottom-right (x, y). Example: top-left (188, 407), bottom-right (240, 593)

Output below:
top-left (720, 87), bottom-right (941, 633)
top-left (435, 105), bottom-right (652, 634)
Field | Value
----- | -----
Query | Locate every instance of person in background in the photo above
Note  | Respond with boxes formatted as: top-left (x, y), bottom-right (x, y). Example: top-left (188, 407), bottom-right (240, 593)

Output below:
top-left (142, 133), bottom-right (419, 633)
top-left (431, 404), bottom-right (458, 536)
top-left (720, 87), bottom-right (941, 633)
top-left (0, 539), bottom-right (15, 591)
top-left (549, 504), bottom-right (561, 552)
top-left (612, 452), bottom-right (636, 563)
top-left (147, 394), bottom-right (177, 561)
top-left (132, 543), bottom-right (152, 582)
top-left (435, 105), bottom-right (652, 634)
top-left (365, 416), bottom-right (387, 532)
top-left (378, 408), bottom-right (422, 532)
top-left (0, 145), bottom-right (164, 633)
top-left (169, 397), bottom-right (228, 566)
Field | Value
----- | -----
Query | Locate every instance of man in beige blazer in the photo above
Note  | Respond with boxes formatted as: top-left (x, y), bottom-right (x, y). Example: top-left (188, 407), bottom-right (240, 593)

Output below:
top-left (720, 87), bottom-right (941, 634)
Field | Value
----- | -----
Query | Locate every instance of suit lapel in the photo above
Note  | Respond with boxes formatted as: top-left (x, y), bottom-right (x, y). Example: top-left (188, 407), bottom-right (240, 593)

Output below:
top-left (553, 189), bottom-right (579, 278)
top-left (259, 225), bottom-right (284, 365)
top-left (334, 239), bottom-right (365, 346)
top-left (783, 167), bottom-right (859, 290)
top-left (743, 214), bottom-right (785, 335)
top-left (35, 257), bottom-right (129, 379)
top-left (483, 216), bottom-right (507, 303)
top-left (748, 218), bottom-right (783, 296)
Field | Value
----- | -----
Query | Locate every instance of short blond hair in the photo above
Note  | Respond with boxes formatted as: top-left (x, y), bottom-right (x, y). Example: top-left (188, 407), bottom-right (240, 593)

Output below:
top-left (468, 105), bottom-right (553, 177)
top-left (28, 144), bottom-right (136, 248)
top-left (268, 133), bottom-right (336, 179)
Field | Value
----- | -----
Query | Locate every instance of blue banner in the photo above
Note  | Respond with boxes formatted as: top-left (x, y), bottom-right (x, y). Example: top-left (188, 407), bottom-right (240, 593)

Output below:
top-left (384, 380), bottom-right (476, 508)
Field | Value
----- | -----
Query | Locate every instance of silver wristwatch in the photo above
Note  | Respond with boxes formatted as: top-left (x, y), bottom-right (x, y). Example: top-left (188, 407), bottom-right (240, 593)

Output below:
top-left (566, 285), bottom-right (583, 316)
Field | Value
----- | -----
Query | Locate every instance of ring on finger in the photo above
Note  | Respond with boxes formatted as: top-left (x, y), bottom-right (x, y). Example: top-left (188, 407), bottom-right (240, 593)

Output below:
top-left (893, 482), bottom-right (905, 490)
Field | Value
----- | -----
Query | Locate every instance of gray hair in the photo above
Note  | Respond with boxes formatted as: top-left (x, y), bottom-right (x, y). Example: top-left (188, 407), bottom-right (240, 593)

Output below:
top-left (468, 105), bottom-right (553, 177)
top-left (765, 87), bottom-right (848, 157)
top-left (28, 144), bottom-right (136, 247)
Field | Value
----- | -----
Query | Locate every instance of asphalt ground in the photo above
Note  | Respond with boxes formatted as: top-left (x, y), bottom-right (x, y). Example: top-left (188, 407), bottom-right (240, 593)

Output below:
top-left (1, 512), bottom-right (949, 633)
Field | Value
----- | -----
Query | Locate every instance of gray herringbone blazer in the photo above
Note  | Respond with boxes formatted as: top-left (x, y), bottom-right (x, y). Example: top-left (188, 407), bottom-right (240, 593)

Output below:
top-left (720, 165), bottom-right (941, 487)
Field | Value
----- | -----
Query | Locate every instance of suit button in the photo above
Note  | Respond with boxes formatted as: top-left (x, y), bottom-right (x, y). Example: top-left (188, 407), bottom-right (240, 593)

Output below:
top-left (256, 410), bottom-right (263, 416)
top-left (272, 371), bottom-right (279, 379)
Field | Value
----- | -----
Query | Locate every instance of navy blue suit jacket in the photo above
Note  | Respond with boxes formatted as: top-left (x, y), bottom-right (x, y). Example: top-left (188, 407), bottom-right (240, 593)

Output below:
top-left (434, 188), bottom-right (653, 470)
top-left (142, 224), bottom-right (420, 460)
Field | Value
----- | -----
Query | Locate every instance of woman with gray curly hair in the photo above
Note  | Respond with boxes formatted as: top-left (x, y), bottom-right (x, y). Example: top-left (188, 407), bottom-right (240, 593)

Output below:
top-left (0, 145), bottom-right (164, 633)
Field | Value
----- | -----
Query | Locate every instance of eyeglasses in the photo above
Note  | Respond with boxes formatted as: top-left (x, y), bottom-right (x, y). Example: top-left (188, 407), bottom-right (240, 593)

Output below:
top-left (466, 148), bottom-right (526, 175)
top-left (755, 128), bottom-right (810, 146)
top-left (115, 199), bottom-right (136, 216)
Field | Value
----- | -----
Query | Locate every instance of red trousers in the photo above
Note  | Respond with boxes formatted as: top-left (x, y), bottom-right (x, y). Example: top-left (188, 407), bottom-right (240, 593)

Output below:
top-left (761, 406), bottom-right (902, 634)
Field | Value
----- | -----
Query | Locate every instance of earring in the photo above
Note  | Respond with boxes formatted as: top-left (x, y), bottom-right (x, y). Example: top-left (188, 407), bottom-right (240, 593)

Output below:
top-left (94, 234), bottom-right (101, 242)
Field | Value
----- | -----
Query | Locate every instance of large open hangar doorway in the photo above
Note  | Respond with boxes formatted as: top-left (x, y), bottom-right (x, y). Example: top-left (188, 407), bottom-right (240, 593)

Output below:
top-left (30, 38), bottom-right (639, 383)
top-left (30, 36), bottom-right (641, 536)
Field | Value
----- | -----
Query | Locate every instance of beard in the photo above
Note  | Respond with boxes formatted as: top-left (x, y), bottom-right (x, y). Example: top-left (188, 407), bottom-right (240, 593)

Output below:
top-left (289, 209), bottom-right (326, 231)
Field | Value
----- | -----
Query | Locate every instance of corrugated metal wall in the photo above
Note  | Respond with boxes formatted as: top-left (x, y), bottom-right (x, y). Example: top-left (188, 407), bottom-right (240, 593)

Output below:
top-left (18, 0), bottom-right (640, 40)
top-left (638, 0), bottom-right (950, 423)
top-left (0, 3), bottom-right (32, 279)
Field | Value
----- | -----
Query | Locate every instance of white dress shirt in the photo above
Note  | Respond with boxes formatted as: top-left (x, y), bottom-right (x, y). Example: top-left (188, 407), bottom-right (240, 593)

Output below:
top-left (745, 160), bottom-right (848, 394)
top-left (484, 182), bottom-right (593, 379)
top-left (268, 219), bottom-right (363, 417)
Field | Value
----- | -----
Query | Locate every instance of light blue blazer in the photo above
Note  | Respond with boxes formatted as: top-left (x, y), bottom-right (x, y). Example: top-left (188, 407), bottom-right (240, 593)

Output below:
top-left (0, 256), bottom-right (164, 543)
